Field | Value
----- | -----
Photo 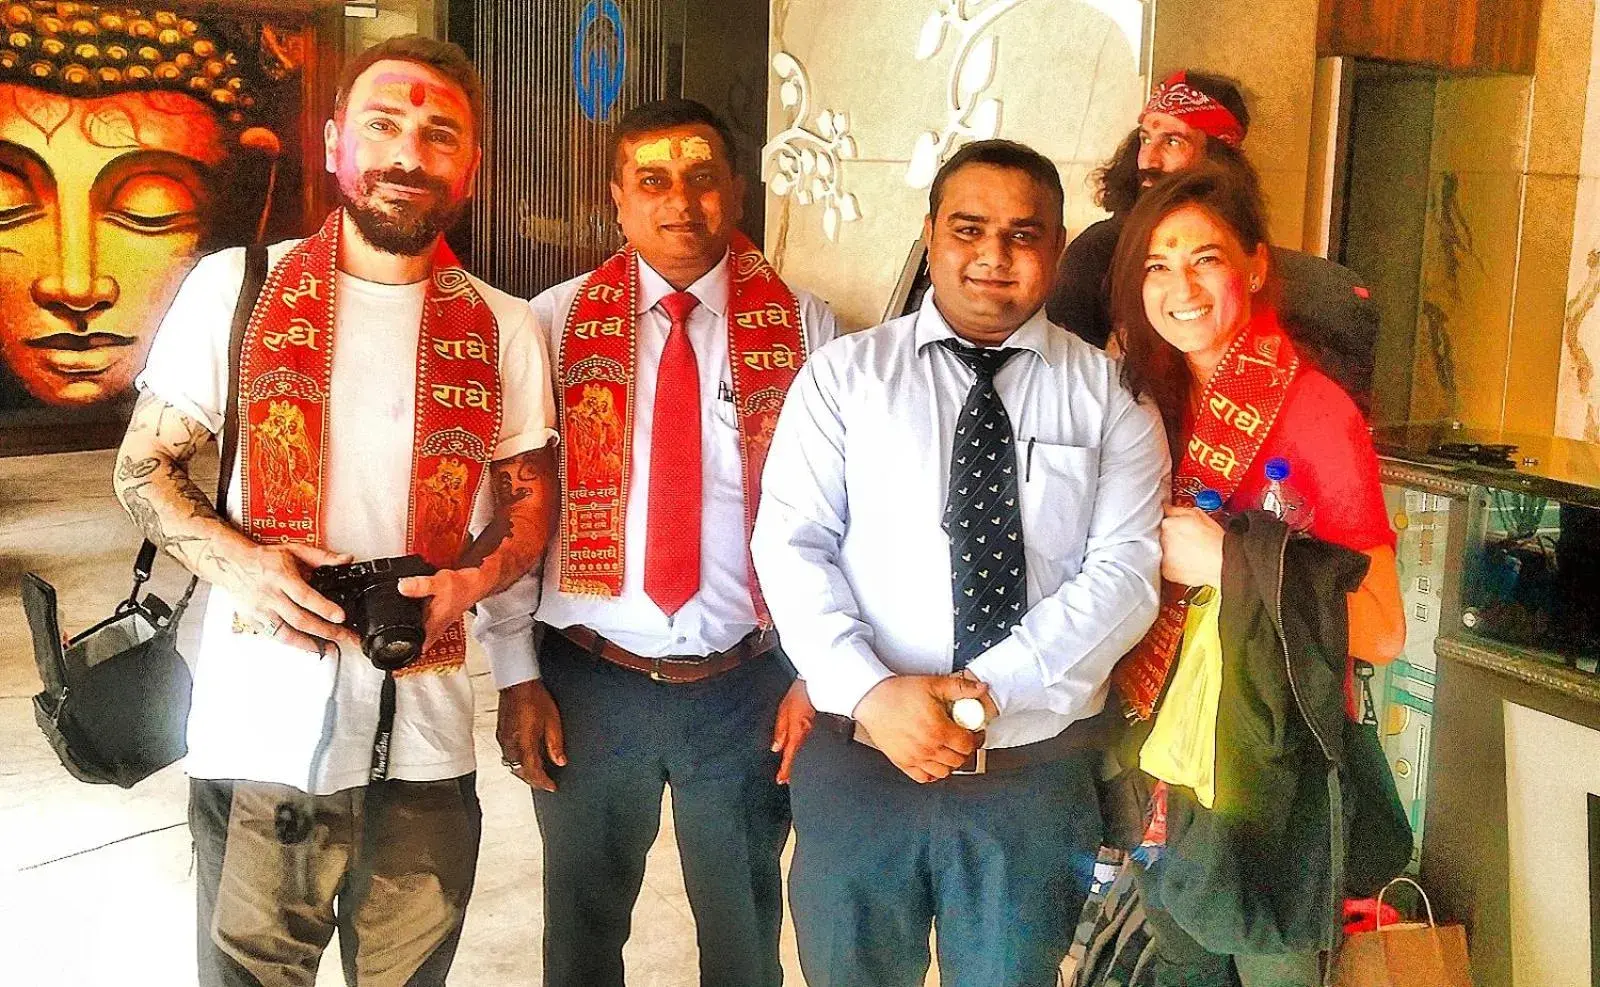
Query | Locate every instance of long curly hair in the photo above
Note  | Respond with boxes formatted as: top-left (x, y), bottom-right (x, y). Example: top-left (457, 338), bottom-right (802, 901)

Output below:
top-left (1092, 71), bottom-right (1253, 216)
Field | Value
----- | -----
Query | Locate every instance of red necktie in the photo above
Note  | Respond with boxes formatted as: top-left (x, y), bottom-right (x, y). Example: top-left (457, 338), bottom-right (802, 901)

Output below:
top-left (644, 290), bottom-right (702, 616)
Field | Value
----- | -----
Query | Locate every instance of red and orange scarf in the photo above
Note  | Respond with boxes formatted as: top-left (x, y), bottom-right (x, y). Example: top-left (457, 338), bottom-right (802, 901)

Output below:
top-left (1113, 307), bottom-right (1301, 719)
top-left (555, 232), bottom-right (803, 623)
top-left (237, 210), bottom-right (503, 675)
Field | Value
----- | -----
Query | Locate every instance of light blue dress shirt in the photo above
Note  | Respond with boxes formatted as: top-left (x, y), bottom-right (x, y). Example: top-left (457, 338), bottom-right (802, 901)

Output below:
top-left (750, 289), bottom-right (1170, 749)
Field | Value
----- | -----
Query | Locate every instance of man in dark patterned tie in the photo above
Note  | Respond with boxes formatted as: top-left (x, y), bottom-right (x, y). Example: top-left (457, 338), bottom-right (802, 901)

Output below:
top-left (753, 139), bottom-right (1170, 986)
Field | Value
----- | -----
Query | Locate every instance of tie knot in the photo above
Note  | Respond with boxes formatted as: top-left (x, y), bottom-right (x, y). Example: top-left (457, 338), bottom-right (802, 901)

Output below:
top-left (938, 338), bottom-right (1021, 380)
top-left (660, 291), bottom-right (700, 325)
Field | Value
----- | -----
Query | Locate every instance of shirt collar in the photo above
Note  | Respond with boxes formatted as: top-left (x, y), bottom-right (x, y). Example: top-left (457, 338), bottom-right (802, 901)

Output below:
top-left (912, 288), bottom-right (1058, 366)
top-left (635, 251), bottom-right (731, 318)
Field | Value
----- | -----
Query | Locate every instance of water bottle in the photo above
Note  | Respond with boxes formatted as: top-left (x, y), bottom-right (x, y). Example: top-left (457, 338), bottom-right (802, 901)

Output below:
top-left (1184, 488), bottom-right (1227, 605)
top-left (1260, 457), bottom-right (1315, 532)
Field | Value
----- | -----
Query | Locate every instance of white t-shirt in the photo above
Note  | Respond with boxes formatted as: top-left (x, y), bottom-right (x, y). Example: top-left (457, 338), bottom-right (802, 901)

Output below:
top-left (136, 240), bottom-right (557, 795)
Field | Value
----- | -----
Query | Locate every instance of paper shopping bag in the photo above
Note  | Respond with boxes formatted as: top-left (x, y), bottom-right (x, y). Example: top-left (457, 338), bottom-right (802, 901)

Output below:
top-left (1332, 878), bottom-right (1473, 987)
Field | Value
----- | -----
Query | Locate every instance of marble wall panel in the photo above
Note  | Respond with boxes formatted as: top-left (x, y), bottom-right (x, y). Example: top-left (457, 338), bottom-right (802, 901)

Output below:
top-left (1505, 173), bottom-right (1577, 436)
top-left (1557, 2), bottom-right (1600, 441)
top-left (1533, 0), bottom-right (1597, 179)
top-left (766, 0), bottom-right (1148, 329)
top-left (1557, 175), bottom-right (1600, 441)
top-left (1150, 0), bottom-right (1320, 249)
top-left (1411, 167), bottom-right (1523, 427)
top-left (1431, 75), bottom-right (1532, 176)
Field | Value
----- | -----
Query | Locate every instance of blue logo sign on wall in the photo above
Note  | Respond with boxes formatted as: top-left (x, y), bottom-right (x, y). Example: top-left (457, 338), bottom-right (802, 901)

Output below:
top-left (573, 0), bottom-right (626, 122)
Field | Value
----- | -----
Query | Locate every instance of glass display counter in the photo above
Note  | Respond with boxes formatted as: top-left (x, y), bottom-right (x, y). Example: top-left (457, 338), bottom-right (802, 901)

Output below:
top-left (1374, 424), bottom-right (1600, 986)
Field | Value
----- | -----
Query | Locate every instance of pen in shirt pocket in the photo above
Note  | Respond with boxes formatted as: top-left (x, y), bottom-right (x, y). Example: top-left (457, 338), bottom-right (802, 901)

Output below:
top-left (1025, 437), bottom-right (1035, 482)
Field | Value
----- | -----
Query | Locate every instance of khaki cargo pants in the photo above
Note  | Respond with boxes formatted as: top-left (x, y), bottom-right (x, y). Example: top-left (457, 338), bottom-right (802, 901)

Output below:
top-left (189, 775), bottom-right (481, 987)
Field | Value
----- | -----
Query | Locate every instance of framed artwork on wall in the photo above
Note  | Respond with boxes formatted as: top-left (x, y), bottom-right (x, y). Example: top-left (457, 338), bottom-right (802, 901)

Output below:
top-left (0, 2), bottom-right (333, 456)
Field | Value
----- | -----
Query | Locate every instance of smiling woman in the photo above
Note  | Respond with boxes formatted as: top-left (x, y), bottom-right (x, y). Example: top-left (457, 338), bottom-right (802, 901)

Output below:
top-left (0, 2), bottom-right (305, 429)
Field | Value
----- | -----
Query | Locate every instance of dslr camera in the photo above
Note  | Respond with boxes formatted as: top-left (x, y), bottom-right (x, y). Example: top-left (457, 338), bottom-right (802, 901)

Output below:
top-left (306, 555), bottom-right (436, 671)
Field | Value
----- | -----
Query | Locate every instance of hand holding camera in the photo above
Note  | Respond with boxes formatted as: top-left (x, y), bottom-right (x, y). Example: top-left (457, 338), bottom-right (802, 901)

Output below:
top-left (217, 540), bottom-right (361, 655)
top-left (306, 555), bottom-right (441, 669)
top-left (394, 561), bottom-right (496, 655)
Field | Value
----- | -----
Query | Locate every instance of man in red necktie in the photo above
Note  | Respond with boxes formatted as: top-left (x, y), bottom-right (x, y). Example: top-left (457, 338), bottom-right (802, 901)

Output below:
top-left (479, 99), bottom-right (837, 987)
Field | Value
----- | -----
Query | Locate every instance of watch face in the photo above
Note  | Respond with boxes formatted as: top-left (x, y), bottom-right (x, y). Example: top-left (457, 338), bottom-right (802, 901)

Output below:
top-left (951, 697), bottom-right (987, 731)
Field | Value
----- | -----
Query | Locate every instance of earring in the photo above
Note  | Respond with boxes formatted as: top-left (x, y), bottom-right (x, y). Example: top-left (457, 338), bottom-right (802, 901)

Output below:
top-left (1249, 277), bottom-right (1260, 293)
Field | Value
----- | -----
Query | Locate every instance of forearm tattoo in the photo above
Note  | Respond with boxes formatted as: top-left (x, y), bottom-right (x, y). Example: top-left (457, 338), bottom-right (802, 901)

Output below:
top-left (460, 446), bottom-right (557, 591)
top-left (113, 393), bottom-right (232, 575)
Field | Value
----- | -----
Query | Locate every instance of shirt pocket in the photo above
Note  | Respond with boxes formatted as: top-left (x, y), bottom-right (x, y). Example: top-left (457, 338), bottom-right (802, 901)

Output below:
top-left (1017, 440), bottom-right (1100, 591)
top-left (710, 395), bottom-right (740, 432)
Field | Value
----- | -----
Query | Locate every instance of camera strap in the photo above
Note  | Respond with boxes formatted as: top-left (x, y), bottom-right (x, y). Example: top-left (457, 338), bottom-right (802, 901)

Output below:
top-left (370, 671), bottom-right (397, 782)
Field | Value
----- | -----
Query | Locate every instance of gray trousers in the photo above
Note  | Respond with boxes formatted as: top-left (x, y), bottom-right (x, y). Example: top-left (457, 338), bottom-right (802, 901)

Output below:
top-left (190, 775), bottom-right (480, 987)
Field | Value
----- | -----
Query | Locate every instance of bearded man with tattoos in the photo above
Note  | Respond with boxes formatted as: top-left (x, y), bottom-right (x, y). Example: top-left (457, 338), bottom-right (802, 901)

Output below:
top-left (113, 36), bottom-right (556, 987)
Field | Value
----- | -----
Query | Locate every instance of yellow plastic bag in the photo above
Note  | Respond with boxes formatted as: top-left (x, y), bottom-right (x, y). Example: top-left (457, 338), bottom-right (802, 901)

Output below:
top-left (1140, 590), bottom-right (1222, 808)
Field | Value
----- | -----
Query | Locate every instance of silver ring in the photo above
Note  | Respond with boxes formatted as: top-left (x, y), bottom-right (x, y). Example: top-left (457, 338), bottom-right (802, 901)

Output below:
top-left (501, 757), bottom-right (523, 771)
top-left (267, 616), bottom-right (284, 637)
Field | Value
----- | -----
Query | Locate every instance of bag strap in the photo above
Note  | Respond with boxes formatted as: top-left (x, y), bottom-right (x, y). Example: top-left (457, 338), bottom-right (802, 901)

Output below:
top-left (1376, 875), bottom-right (1437, 930)
top-left (137, 244), bottom-right (270, 618)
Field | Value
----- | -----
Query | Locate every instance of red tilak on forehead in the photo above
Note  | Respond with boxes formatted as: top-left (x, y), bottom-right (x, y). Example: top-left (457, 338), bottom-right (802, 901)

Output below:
top-left (368, 70), bottom-right (468, 115)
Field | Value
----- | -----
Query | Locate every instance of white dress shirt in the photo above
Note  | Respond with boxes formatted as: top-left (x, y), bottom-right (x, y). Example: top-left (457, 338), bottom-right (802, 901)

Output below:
top-left (750, 290), bottom-right (1169, 748)
top-left (478, 250), bottom-right (837, 686)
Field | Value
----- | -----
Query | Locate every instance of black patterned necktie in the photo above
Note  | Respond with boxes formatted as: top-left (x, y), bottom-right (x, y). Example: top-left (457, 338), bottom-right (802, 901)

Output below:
top-left (938, 339), bottom-right (1027, 670)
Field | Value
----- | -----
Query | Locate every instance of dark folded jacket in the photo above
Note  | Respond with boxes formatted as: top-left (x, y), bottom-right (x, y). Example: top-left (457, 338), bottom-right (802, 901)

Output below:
top-left (1153, 512), bottom-right (1369, 955)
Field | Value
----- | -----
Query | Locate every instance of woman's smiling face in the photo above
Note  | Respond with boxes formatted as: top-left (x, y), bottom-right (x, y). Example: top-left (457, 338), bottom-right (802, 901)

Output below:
top-left (0, 84), bottom-right (224, 406)
top-left (1139, 202), bottom-right (1266, 372)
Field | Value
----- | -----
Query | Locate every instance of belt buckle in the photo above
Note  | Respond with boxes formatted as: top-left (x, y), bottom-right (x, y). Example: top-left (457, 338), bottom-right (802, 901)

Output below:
top-left (649, 656), bottom-right (667, 683)
top-left (952, 748), bottom-right (988, 776)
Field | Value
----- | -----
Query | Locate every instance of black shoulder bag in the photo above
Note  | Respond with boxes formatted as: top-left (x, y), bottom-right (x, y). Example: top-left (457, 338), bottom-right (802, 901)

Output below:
top-left (22, 245), bottom-right (268, 788)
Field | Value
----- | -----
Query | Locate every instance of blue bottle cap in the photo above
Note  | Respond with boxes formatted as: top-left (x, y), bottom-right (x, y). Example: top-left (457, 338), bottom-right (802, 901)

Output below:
top-left (1264, 457), bottom-right (1291, 482)
top-left (1195, 489), bottom-right (1224, 512)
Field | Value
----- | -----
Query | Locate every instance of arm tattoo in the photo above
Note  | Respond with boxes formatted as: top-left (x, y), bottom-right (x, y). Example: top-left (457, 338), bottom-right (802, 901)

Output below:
top-left (116, 455), bottom-right (160, 482)
top-left (171, 469), bottom-right (222, 521)
top-left (459, 446), bottom-right (557, 589)
top-left (121, 482), bottom-right (204, 553)
top-left (114, 392), bottom-right (234, 578)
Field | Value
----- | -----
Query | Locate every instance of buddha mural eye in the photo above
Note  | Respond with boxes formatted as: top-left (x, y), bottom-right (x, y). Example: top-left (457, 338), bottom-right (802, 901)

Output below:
top-left (102, 172), bottom-right (203, 234)
top-left (0, 166), bottom-right (43, 230)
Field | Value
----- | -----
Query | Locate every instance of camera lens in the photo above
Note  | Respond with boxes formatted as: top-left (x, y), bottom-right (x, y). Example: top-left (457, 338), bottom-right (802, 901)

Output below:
top-left (365, 627), bottom-right (425, 671)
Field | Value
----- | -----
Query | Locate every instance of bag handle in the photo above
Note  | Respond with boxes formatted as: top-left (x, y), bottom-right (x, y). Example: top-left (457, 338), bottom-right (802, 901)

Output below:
top-left (1375, 875), bottom-right (1437, 930)
top-left (132, 243), bottom-right (269, 614)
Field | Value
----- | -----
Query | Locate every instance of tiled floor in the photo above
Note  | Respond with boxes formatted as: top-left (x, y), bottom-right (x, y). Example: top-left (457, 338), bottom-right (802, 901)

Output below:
top-left (0, 449), bottom-right (811, 986)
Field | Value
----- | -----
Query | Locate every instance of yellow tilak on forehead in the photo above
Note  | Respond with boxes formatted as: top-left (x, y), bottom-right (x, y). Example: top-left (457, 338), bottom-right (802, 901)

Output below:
top-left (679, 136), bottom-right (712, 161)
top-left (634, 137), bottom-right (673, 167)
top-left (633, 135), bottom-right (715, 167)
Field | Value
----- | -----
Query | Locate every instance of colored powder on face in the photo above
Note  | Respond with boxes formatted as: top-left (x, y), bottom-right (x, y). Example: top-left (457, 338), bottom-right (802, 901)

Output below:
top-left (679, 136), bottom-right (712, 162)
top-left (634, 137), bottom-right (673, 167)
top-left (409, 81), bottom-right (426, 107)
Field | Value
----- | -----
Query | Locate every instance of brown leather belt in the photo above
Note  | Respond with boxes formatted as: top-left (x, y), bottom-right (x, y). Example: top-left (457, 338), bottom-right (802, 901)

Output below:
top-left (555, 625), bottom-right (776, 683)
top-left (818, 705), bottom-right (1117, 775)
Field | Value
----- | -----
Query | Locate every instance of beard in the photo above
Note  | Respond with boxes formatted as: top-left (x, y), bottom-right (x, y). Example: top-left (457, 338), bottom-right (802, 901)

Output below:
top-left (339, 166), bottom-right (467, 256)
top-left (1136, 167), bottom-right (1165, 192)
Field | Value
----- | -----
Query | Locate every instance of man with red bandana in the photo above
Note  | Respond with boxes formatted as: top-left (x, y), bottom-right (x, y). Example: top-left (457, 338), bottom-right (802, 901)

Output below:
top-left (114, 36), bottom-right (556, 987)
top-left (1048, 70), bottom-right (1378, 411)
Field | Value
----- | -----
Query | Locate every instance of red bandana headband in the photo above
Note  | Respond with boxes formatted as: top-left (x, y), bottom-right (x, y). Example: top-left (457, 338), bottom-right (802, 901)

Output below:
top-left (1142, 70), bottom-right (1245, 148)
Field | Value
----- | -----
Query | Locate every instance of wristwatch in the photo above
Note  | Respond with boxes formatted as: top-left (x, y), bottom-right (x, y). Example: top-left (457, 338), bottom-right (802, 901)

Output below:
top-left (950, 696), bottom-right (989, 732)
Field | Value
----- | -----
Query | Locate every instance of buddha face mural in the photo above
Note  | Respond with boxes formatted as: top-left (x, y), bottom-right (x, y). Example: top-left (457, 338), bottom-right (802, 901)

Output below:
top-left (0, 3), bottom-right (297, 409)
